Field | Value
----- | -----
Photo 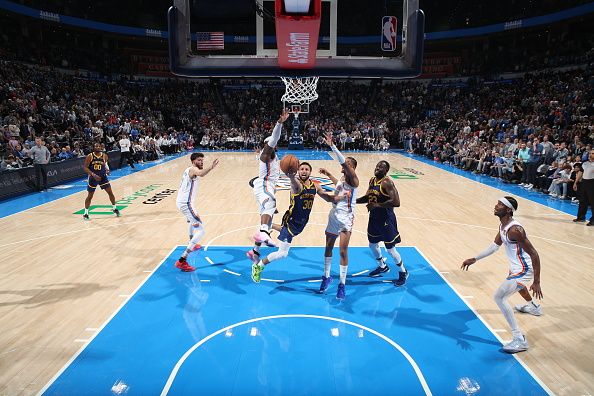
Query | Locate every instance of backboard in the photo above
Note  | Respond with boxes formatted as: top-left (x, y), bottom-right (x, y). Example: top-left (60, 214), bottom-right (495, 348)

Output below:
top-left (168, 0), bottom-right (424, 79)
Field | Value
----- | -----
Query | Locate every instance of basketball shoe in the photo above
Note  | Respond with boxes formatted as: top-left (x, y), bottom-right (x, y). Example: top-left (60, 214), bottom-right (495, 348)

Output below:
top-left (503, 335), bottom-right (529, 353)
top-left (254, 231), bottom-right (276, 247)
top-left (369, 257), bottom-right (390, 277)
top-left (175, 257), bottom-right (195, 272)
top-left (514, 302), bottom-right (542, 316)
top-left (318, 276), bottom-right (333, 294)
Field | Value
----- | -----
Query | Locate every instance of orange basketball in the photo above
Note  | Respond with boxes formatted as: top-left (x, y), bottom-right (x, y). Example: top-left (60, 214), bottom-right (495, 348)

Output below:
top-left (280, 154), bottom-right (299, 174)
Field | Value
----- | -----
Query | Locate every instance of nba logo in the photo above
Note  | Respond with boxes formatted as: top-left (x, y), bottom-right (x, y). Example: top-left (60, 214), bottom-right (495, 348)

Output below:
top-left (381, 16), bottom-right (397, 52)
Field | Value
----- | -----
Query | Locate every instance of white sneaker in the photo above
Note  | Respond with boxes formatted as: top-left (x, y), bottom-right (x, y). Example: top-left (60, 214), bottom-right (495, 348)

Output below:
top-left (514, 303), bottom-right (543, 316)
top-left (560, 195), bottom-right (566, 199)
top-left (253, 232), bottom-right (277, 247)
top-left (526, 184), bottom-right (533, 189)
top-left (519, 183), bottom-right (526, 187)
top-left (503, 335), bottom-right (529, 353)
top-left (550, 192), bottom-right (557, 197)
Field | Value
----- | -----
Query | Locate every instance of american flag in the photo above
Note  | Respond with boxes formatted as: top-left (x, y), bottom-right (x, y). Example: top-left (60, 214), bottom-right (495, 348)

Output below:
top-left (196, 32), bottom-right (225, 50)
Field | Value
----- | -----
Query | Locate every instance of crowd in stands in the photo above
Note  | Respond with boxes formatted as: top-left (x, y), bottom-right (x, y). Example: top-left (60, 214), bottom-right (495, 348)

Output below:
top-left (1, 60), bottom-right (592, 208)
top-left (403, 69), bottom-right (593, 202)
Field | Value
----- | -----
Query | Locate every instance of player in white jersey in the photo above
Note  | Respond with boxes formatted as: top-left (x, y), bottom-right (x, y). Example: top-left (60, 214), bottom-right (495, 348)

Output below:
top-left (462, 196), bottom-right (543, 353)
top-left (174, 152), bottom-right (219, 272)
top-left (317, 132), bottom-right (359, 300)
top-left (247, 109), bottom-right (290, 263)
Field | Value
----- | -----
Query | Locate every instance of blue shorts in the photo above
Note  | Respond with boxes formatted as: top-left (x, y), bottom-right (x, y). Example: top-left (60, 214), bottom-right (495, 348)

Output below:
top-left (87, 175), bottom-right (110, 192)
top-left (367, 219), bottom-right (401, 249)
top-left (278, 220), bottom-right (307, 243)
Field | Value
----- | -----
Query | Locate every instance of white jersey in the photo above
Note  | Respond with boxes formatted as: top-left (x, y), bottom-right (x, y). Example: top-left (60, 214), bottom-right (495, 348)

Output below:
top-left (176, 167), bottom-right (199, 206)
top-left (253, 155), bottom-right (280, 194)
top-left (333, 180), bottom-right (357, 215)
top-left (499, 220), bottom-right (533, 280)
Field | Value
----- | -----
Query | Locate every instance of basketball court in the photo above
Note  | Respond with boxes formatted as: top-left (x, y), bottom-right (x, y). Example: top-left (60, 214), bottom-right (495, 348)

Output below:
top-left (0, 0), bottom-right (593, 394)
top-left (0, 150), bottom-right (592, 395)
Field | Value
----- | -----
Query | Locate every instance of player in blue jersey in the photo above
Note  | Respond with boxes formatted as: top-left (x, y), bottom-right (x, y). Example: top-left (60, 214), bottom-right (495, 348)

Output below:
top-left (82, 142), bottom-right (119, 221)
top-left (356, 160), bottom-right (408, 286)
top-left (251, 161), bottom-right (334, 283)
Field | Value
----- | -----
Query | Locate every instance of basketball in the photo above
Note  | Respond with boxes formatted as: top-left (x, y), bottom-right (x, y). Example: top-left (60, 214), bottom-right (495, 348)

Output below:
top-left (280, 154), bottom-right (299, 174)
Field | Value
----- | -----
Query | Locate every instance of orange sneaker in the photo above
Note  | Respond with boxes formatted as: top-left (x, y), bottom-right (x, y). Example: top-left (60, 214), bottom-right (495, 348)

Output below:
top-left (175, 258), bottom-right (195, 272)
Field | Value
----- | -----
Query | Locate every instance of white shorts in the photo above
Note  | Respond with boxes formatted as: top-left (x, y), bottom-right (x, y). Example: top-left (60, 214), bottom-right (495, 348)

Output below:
top-left (506, 269), bottom-right (534, 290)
top-left (325, 208), bottom-right (354, 236)
top-left (253, 183), bottom-right (277, 217)
top-left (177, 203), bottom-right (202, 226)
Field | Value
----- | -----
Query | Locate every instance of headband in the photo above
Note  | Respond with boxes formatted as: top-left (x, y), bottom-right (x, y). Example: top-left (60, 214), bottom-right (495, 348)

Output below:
top-left (499, 197), bottom-right (514, 211)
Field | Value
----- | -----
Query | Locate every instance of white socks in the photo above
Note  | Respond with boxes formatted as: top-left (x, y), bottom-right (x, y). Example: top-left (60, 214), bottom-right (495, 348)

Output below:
top-left (339, 265), bottom-right (348, 285)
top-left (324, 256), bottom-right (332, 278)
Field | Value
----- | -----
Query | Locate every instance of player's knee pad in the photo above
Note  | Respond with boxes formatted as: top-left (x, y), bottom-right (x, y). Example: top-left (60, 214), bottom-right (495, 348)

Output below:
top-left (269, 240), bottom-right (290, 261)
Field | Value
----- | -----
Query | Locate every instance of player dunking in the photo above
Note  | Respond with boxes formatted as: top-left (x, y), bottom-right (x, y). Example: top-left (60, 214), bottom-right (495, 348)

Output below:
top-left (174, 153), bottom-right (219, 272)
top-left (247, 109), bottom-right (291, 263)
top-left (356, 160), bottom-right (408, 286)
top-left (82, 142), bottom-right (120, 220)
top-left (251, 162), bottom-right (334, 283)
top-left (318, 132), bottom-right (359, 299)
top-left (462, 196), bottom-right (543, 353)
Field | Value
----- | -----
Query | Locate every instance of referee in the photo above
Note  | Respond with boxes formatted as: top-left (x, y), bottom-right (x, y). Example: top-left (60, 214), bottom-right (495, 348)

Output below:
top-left (30, 137), bottom-right (50, 191)
top-left (573, 149), bottom-right (594, 226)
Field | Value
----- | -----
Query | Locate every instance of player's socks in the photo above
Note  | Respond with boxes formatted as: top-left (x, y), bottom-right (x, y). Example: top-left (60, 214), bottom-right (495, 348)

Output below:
top-left (339, 264), bottom-right (348, 285)
top-left (324, 256), bottom-right (332, 278)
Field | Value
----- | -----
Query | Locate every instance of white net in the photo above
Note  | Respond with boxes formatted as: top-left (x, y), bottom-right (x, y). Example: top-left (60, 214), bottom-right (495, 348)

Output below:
top-left (280, 76), bottom-right (319, 113)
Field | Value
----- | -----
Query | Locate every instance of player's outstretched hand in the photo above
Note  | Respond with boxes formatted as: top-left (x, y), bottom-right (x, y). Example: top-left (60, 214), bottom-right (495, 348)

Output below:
top-left (323, 132), bottom-right (333, 147)
top-left (461, 258), bottom-right (476, 270)
top-left (529, 282), bottom-right (543, 300)
top-left (319, 167), bottom-right (329, 176)
top-left (278, 109), bottom-right (290, 123)
top-left (211, 158), bottom-right (220, 169)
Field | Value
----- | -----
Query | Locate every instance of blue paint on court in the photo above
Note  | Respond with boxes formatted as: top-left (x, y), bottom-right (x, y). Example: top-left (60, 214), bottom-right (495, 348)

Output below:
top-left (398, 152), bottom-right (584, 218)
top-left (42, 246), bottom-right (547, 395)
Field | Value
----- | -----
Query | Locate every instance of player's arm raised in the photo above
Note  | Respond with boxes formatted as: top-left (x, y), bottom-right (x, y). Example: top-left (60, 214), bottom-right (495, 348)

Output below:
top-left (287, 170), bottom-right (303, 195)
top-left (319, 167), bottom-right (338, 185)
top-left (192, 158), bottom-right (220, 178)
top-left (508, 225), bottom-right (543, 299)
top-left (83, 154), bottom-right (101, 181)
top-left (323, 132), bottom-right (359, 188)
top-left (260, 109), bottom-right (290, 162)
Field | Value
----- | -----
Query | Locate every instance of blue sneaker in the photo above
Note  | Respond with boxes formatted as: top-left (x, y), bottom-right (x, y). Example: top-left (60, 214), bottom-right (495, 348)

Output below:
top-left (336, 283), bottom-right (346, 300)
top-left (394, 270), bottom-right (409, 287)
top-left (318, 276), bottom-right (333, 294)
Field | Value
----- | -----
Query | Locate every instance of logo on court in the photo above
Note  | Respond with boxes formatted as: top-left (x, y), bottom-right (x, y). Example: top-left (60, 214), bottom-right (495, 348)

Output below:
top-left (73, 184), bottom-right (164, 215)
top-left (390, 169), bottom-right (418, 179)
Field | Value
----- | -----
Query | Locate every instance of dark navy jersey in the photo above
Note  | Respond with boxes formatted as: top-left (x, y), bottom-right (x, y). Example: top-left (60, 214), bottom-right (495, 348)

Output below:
top-left (366, 176), bottom-right (395, 223)
top-left (281, 179), bottom-right (317, 237)
top-left (365, 176), bottom-right (400, 247)
top-left (89, 152), bottom-right (108, 177)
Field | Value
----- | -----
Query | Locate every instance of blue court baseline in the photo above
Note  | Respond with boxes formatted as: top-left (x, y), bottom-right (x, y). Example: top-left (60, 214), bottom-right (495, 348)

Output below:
top-left (40, 246), bottom-right (549, 395)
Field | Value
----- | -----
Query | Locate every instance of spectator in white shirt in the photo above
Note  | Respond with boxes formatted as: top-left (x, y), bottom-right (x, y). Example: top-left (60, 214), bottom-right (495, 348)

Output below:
top-left (118, 133), bottom-right (135, 169)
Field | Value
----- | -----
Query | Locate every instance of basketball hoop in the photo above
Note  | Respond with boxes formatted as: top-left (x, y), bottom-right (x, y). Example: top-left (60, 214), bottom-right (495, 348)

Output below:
top-left (280, 76), bottom-right (319, 117)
